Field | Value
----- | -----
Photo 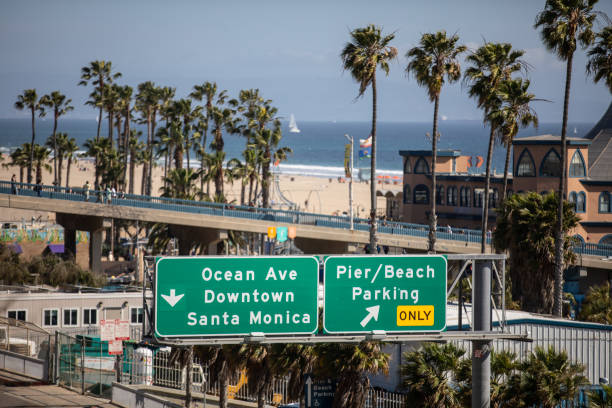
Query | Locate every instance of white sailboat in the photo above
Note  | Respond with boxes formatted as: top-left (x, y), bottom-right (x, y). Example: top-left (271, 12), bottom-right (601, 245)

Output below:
top-left (289, 114), bottom-right (300, 133)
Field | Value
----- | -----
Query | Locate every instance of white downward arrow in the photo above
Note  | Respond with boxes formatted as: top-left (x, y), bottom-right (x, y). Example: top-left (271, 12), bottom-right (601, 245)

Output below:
top-left (161, 289), bottom-right (184, 307)
top-left (360, 305), bottom-right (380, 327)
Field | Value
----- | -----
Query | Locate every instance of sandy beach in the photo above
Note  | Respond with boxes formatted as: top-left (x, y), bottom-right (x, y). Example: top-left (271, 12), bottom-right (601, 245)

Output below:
top-left (0, 155), bottom-right (402, 223)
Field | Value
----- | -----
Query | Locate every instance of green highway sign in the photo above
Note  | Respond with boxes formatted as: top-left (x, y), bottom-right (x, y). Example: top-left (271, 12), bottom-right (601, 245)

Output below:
top-left (155, 256), bottom-right (319, 338)
top-left (323, 255), bottom-right (447, 334)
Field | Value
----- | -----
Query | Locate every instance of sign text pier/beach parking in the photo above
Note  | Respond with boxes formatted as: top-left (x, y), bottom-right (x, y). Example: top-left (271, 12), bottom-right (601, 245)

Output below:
top-left (155, 256), bottom-right (319, 338)
top-left (323, 255), bottom-right (447, 333)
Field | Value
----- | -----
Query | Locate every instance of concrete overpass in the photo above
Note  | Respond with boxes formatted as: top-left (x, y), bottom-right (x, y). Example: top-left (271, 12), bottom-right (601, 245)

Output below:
top-left (0, 181), bottom-right (610, 274)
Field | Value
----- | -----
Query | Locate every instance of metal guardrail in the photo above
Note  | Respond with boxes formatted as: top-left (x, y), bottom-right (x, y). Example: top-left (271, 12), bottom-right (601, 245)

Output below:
top-left (2, 180), bottom-right (611, 258)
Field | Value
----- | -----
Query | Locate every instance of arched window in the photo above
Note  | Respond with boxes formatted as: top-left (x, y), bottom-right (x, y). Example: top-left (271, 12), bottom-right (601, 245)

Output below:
top-left (600, 234), bottom-right (612, 246)
top-left (516, 149), bottom-right (536, 177)
top-left (436, 185), bottom-right (445, 205)
top-left (403, 184), bottom-right (412, 204)
top-left (447, 186), bottom-right (457, 206)
top-left (568, 192), bottom-right (577, 212)
top-left (474, 189), bottom-right (484, 208)
top-left (569, 150), bottom-right (586, 177)
top-left (460, 187), bottom-right (471, 207)
top-left (489, 188), bottom-right (499, 208)
top-left (576, 192), bottom-right (586, 213)
top-left (573, 234), bottom-right (585, 243)
top-left (539, 148), bottom-right (562, 177)
top-left (413, 184), bottom-right (429, 204)
top-left (414, 157), bottom-right (429, 174)
top-left (599, 192), bottom-right (610, 213)
top-left (403, 157), bottom-right (412, 174)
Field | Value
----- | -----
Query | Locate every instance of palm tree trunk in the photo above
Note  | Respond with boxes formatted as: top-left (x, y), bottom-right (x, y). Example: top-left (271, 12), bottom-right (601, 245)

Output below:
top-left (219, 370), bottom-right (228, 408)
top-left (502, 143), bottom-right (512, 202)
top-left (553, 52), bottom-right (573, 317)
top-left (481, 126), bottom-right (495, 253)
top-left (19, 167), bottom-right (24, 183)
top-left (108, 111), bottom-right (114, 148)
top-left (142, 112), bottom-right (151, 195)
top-left (257, 387), bottom-right (265, 408)
top-left (148, 113), bottom-right (157, 196)
top-left (28, 107), bottom-right (35, 184)
top-left (66, 158), bottom-right (72, 188)
top-left (240, 181), bottom-right (246, 206)
top-left (129, 147), bottom-right (135, 195)
top-left (96, 106), bottom-right (102, 142)
top-left (429, 95), bottom-right (439, 253)
top-left (248, 175), bottom-right (255, 205)
top-left (369, 74), bottom-right (378, 252)
top-left (58, 156), bottom-right (64, 187)
top-left (52, 113), bottom-right (58, 186)
top-left (122, 109), bottom-right (130, 191)
top-left (262, 149), bottom-right (271, 208)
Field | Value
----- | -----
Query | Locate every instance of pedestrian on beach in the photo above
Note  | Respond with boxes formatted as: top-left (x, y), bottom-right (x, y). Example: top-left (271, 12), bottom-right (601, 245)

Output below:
top-left (447, 225), bottom-right (452, 235)
top-left (83, 181), bottom-right (90, 202)
top-left (10, 174), bottom-right (17, 195)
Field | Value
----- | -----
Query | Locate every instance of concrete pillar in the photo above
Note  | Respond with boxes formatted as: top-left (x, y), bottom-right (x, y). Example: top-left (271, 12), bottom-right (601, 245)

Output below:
top-left (64, 229), bottom-right (76, 260)
top-left (89, 230), bottom-right (103, 275)
top-left (294, 237), bottom-right (354, 254)
top-left (168, 225), bottom-right (228, 256)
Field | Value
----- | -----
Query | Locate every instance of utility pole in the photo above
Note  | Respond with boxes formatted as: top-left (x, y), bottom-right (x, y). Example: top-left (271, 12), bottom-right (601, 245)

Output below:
top-left (344, 134), bottom-right (354, 230)
top-left (472, 260), bottom-right (492, 408)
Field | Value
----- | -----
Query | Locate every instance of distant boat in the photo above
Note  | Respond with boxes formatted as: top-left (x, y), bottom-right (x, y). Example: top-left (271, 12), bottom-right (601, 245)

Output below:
top-left (573, 127), bottom-right (578, 134)
top-left (289, 114), bottom-right (300, 133)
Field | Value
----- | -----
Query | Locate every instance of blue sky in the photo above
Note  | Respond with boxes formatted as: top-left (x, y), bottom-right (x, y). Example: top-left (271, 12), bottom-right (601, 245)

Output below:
top-left (1, 0), bottom-right (611, 122)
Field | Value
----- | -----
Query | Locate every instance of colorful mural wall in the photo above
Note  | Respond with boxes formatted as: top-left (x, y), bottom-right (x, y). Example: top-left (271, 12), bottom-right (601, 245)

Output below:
top-left (0, 228), bottom-right (89, 244)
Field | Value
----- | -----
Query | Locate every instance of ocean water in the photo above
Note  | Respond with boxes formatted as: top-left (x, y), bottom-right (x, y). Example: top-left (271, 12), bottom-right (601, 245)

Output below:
top-left (0, 118), bottom-right (594, 178)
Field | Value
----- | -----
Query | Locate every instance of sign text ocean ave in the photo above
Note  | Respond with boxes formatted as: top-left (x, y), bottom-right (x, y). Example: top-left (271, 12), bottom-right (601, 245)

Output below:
top-left (323, 255), bottom-right (447, 333)
top-left (155, 256), bottom-right (319, 338)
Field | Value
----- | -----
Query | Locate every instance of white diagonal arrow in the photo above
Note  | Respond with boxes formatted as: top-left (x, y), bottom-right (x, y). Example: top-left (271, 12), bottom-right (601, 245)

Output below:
top-left (161, 289), bottom-right (184, 307)
top-left (360, 305), bottom-right (380, 327)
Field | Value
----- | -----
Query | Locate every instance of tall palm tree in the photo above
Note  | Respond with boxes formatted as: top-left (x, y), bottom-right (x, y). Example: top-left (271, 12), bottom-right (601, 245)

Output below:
top-left (535, 0), bottom-right (600, 317)
top-left (48, 132), bottom-right (68, 187)
top-left (127, 130), bottom-right (144, 194)
top-left (587, 26), bottom-right (612, 93)
top-left (136, 81), bottom-right (158, 195)
top-left (341, 25), bottom-right (397, 252)
top-left (252, 125), bottom-right (292, 208)
top-left (191, 82), bottom-right (217, 191)
top-left (406, 31), bottom-right (466, 253)
top-left (40, 91), bottom-right (73, 186)
top-left (464, 42), bottom-right (526, 253)
top-left (14, 89), bottom-right (46, 184)
top-left (115, 84), bottom-right (133, 189)
top-left (78, 60), bottom-right (122, 141)
top-left (63, 136), bottom-right (79, 188)
top-left (488, 78), bottom-right (540, 201)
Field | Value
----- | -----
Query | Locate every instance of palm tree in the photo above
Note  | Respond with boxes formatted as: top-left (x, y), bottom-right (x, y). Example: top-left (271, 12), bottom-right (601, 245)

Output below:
top-left (578, 282), bottom-right (612, 324)
top-left (194, 345), bottom-right (244, 408)
top-left (504, 346), bottom-right (588, 407)
top-left (493, 192), bottom-right (579, 313)
top-left (191, 82), bottom-right (217, 191)
top-left (160, 168), bottom-right (201, 200)
top-left (315, 341), bottom-right (389, 408)
top-left (136, 81), bottom-right (158, 195)
top-left (341, 24), bottom-right (397, 252)
top-left (127, 130), bottom-right (144, 194)
top-left (78, 60), bottom-right (122, 141)
top-left (488, 78), bottom-right (540, 201)
top-left (5, 146), bottom-right (29, 182)
top-left (30, 144), bottom-right (51, 185)
top-left (464, 42), bottom-right (526, 254)
top-left (63, 137), bottom-right (78, 188)
top-left (14, 89), bottom-right (46, 184)
top-left (587, 26), bottom-right (612, 93)
top-left (40, 91), bottom-right (73, 186)
top-left (535, 0), bottom-right (601, 317)
top-left (252, 125), bottom-right (292, 208)
top-left (270, 344), bottom-right (316, 404)
top-left (400, 342), bottom-right (464, 408)
top-left (48, 133), bottom-right (68, 187)
top-left (406, 31), bottom-right (466, 253)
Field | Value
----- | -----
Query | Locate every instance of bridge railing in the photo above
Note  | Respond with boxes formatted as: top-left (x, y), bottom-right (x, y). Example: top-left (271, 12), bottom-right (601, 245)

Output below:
top-left (2, 180), bottom-right (611, 258)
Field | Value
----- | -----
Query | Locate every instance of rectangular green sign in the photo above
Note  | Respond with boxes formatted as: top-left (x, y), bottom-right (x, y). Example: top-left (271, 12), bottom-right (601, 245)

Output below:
top-left (323, 255), bottom-right (447, 333)
top-left (155, 256), bottom-right (319, 338)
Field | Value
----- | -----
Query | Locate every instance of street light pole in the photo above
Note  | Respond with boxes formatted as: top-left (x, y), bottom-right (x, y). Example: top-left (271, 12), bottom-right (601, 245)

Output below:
top-left (344, 134), bottom-right (354, 231)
